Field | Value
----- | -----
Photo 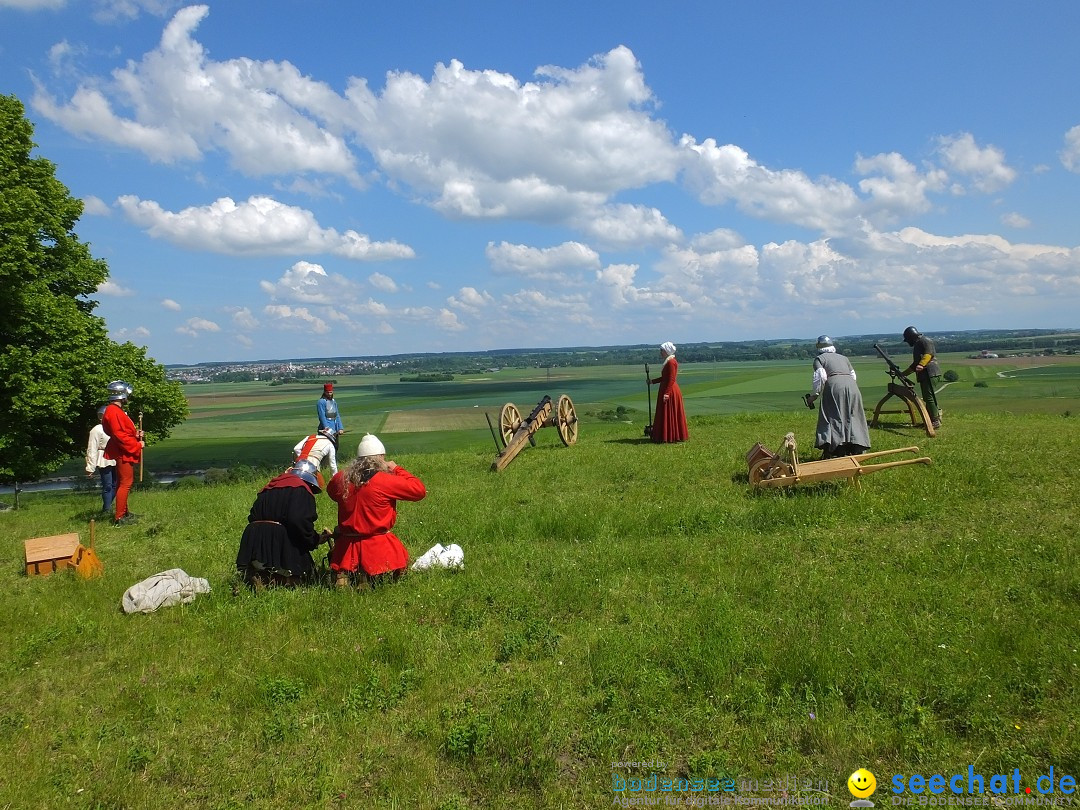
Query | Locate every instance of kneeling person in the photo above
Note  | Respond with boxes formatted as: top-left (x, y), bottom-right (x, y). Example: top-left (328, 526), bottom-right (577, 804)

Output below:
top-left (236, 460), bottom-right (326, 588)
top-left (294, 431), bottom-right (338, 476)
top-left (328, 434), bottom-right (426, 587)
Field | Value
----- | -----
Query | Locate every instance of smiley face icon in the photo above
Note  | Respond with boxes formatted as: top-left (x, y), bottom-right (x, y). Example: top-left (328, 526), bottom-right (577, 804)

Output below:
top-left (847, 768), bottom-right (877, 799)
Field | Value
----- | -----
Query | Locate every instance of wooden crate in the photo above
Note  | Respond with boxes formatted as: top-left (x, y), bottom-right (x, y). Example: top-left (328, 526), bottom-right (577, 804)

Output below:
top-left (24, 533), bottom-right (82, 577)
top-left (745, 442), bottom-right (776, 471)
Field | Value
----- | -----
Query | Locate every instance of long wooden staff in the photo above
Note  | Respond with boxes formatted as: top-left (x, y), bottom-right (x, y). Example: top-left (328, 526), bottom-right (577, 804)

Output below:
top-left (644, 363), bottom-right (653, 437)
top-left (138, 411), bottom-right (144, 482)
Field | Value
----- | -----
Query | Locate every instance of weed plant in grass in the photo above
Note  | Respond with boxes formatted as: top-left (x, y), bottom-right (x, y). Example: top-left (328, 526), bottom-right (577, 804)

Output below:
top-left (1, 412), bottom-right (1078, 808)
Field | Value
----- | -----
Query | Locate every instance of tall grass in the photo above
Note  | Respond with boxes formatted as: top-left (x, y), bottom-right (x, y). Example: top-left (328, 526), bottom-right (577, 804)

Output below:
top-left (1, 411), bottom-right (1078, 808)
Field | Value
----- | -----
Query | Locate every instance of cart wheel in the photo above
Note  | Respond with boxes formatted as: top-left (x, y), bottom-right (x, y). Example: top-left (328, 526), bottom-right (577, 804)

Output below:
top-left (499, 403), bottom-right (522, 447)
top-left (749, 458), bottom-right (773, 487)
top-left (749, 459), bottom-right (793, 487)
top-left (556, 394), bottom-right (579, 446)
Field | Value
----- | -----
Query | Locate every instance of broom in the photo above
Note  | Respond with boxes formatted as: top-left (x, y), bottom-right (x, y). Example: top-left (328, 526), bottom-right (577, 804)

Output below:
top-left (75, 519), bottom-right (105, 579)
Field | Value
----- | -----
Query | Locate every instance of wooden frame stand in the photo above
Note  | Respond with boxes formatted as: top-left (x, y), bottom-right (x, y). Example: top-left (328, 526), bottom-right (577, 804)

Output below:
top-left (871, 382), bottom-right (936, 437)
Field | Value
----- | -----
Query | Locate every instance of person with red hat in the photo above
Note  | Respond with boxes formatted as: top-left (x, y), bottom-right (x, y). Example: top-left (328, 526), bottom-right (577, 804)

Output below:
top-left (316, 382), bottom-right (345, 445)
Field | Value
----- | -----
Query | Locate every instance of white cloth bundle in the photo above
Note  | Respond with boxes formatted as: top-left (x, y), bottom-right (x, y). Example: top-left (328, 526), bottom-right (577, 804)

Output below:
top-left (122, 568), bottom-right (211, 614)
top-left (411, 543), bottom-right (464, 571)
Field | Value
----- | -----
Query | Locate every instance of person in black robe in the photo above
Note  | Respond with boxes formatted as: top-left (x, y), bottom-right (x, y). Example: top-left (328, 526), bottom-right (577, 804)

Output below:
top-left (236, 459), bottom-right (326, 588)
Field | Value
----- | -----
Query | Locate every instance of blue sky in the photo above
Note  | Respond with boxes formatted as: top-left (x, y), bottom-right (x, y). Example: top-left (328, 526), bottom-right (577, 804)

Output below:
top-left (3, 0), bottom-right (1079, 365)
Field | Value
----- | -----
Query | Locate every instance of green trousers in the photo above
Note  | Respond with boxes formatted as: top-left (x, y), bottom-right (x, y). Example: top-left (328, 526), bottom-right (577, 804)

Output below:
top-left (918, 373), bottom-right (941, 424)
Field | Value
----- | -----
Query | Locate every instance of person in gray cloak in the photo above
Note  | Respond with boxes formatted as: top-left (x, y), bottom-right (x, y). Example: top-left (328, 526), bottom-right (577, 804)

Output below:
top-left (804, 336), bottom-right (871, 458)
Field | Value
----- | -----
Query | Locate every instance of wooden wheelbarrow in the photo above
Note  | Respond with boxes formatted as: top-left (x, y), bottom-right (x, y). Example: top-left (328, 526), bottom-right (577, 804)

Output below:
top-left (747, 432), bottom-right (931, 490)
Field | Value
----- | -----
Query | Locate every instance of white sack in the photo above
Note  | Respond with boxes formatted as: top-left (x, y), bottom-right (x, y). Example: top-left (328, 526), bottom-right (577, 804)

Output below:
top-left (122, 568), bottom-right (211, 614)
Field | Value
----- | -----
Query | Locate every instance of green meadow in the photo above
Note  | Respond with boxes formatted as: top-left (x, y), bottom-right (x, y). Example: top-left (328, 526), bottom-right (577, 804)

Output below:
top-left (1, 356), bottom-right (1078, 808)
top-left (98, 354), bottom-right (1080, 473)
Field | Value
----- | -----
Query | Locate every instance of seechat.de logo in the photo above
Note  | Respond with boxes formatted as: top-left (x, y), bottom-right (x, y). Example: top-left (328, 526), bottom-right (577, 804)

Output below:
top-left (848, 768), bottom-right (877, 807)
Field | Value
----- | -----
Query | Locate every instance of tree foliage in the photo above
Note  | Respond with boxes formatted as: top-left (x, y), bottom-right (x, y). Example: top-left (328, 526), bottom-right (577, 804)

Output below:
top-left (0, 94), bottom-right (187, 483)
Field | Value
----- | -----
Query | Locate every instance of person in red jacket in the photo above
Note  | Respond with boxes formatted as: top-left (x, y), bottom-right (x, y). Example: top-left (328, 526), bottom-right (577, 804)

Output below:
top-left (101, 380), bottom-right (144, 526)
top-left (328, 433), bottom-right (426, 587)
top-left (649, 341), bottom-right (689, 443)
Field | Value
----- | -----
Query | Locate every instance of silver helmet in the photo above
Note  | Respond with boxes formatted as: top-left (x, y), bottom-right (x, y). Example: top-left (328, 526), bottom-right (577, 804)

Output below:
top-left (289, 459), bottom-right (321, 492)
top-left (107, 380), bottom-right (133, 401)
top-left (816, 335), bottom-right (834, 349)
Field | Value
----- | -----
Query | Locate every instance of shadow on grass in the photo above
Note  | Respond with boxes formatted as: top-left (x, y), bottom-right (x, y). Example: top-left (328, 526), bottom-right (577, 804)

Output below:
top-left (870, 420), bottom-right (933, 439)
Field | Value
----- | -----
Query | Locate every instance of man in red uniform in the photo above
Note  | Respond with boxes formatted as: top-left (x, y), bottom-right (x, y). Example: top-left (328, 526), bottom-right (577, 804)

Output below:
top-left (101, 380), bottom-right (144, 526)
top-left (328, 433), bottom-right (426, 587)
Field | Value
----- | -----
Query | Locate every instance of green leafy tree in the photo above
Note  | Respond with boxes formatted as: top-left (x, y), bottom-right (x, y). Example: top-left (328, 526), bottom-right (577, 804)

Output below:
top-left (0, 94), bottom-right (187, 485)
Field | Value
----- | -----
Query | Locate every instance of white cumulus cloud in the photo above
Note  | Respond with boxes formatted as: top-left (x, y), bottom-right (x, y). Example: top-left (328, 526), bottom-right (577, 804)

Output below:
top-left (98, 279), bottom-right (135, 296)
top-left (1001, 212), bottom-right (1030, 228)
top-left (368, 272), bottom-right (399, 293)
top-left (1062, 124), bottom-right (1080, 172)
top-left (176, 316), bottom-right (220, 337)
top-left (935, 133), bottom-right (1016, 193)
top-left (486, 241), bottom-right (601, 281)
top-left (117, 194), bottom-right (414, 259)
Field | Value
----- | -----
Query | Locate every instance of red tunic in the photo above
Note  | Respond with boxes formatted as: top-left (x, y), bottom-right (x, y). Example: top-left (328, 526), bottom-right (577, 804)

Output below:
top-left (102, 402), bottom-right (142, 463)
top-left (652, 357), bottom-right (689, 443)
top-left (327, 466), bottom-right (426, 576)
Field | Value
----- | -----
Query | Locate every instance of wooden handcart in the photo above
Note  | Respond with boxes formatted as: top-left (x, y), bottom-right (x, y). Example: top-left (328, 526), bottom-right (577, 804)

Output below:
top-left (747, 433), bottom-right (931, 490)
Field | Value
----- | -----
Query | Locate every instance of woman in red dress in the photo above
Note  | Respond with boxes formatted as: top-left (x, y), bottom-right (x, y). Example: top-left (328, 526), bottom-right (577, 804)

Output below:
top-left (328, 433), bottom-right (426, 586)
top-left (650, 342), bottom-right (688, 443)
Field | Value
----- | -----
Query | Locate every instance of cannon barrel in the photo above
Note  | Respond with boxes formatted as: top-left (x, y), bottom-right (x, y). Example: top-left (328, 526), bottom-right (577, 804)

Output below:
top-left (491, 396), bottom-right (553, 472)
top-left (874, 343), bottom-right (914, 388)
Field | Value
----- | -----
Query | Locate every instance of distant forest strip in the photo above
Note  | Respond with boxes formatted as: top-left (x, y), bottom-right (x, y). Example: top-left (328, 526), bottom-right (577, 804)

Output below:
top-left (173, 328), bottom-right (1079, 382)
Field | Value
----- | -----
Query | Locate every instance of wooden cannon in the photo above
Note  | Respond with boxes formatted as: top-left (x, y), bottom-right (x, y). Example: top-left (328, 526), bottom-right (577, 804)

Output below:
top-left (747, 432), bottom-right (931, 490)
top-left (489, 394), bottom-right (579, 472)
top-left (869, 343), bottom-right (936, 437)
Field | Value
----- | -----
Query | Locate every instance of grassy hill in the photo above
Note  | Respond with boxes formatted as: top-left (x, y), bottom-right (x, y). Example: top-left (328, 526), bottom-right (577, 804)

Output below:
top-left (1, 409), bottom-right (1077, 808)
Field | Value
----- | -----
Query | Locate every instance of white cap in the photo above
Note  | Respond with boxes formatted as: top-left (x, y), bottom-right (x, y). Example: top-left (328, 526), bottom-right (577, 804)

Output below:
top-left (356, 433), bottom-right (385, 457)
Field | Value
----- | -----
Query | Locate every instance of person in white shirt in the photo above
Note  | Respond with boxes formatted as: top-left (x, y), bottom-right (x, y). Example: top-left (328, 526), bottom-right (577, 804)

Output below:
top-left (293, 432), bottom-right (338, 476)
top-left (85, 405), bottom-right (117, 513)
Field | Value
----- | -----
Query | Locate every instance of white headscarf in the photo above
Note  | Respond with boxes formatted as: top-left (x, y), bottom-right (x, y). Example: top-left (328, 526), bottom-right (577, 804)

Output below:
top-left (660, 341), bottom-right (676, 357)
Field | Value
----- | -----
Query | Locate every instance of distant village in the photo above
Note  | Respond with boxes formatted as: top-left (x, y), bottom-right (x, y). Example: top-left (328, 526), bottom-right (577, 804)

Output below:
top-left (166, 358), bottom-right (398, 384)
top-left (165, 329), bottom-right (1077, 385)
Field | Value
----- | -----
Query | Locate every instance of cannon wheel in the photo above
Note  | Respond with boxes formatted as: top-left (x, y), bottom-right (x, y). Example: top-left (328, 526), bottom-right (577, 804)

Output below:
top-left (499, 402), bottom-right (522, 447)
top-left (556, 394), bottom-right (579, 446)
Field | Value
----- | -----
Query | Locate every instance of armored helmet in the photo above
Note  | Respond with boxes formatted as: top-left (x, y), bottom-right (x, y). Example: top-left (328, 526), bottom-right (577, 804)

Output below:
top-left (903, 326), bottom-right (921, 344)
top-left (107, 380), bottom-right (133, 401)
top-left (816, 335), bottom-right (834, 349)
top-left (289, 459), bottom-right (321, 492)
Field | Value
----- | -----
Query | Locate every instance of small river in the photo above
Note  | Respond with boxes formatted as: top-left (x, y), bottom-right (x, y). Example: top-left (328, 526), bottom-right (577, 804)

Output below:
top-left (0, 472), bottom-right (203, 496)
